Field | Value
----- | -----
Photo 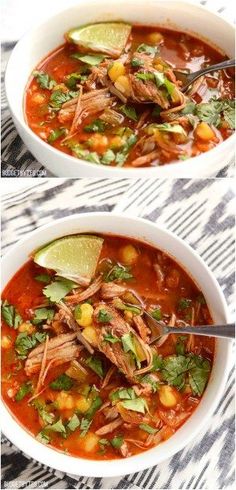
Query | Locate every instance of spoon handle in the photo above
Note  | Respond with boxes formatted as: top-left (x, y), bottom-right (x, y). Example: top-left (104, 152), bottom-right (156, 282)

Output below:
top-left (189, 58), bottom-right (235, 81)
top-left (166, 323), bottom-right (235, 339)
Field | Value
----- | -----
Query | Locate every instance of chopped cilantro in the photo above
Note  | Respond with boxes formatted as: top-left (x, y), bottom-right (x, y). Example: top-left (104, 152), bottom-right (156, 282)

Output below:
top-left (43, 277), bottom-right (77, 303)
top-left (137, 44), bottom-right (158, 55)
top-left (35, 274), bottom-right (51, 283)
top-left (15, 332), bottom-right (46, 359)
top-left (178, 298), bottom-right (192, 310)
top-left (103, 333), bottom-right (120, 343)
top-left (97, 309), bottom-right (113, 323)
top-left (121, 398), bottom-right (148, 414)
top-left (1, 300), bottom-right (22, 329)
top-left (48, 128), bottom-right (65, 143)
top-left (50, 374), bottom-right (73, 391)
top-left (84, 119), bottom-right (106, 133)
top-left (120, 105), bottom-right (138, 121)
top-left (105, 264), bottom-right (133, 282)
top-left (139, 423), bottom-right (158, 434)
top-left (71, 53), bottom-right (106, 65)
top-left (32, 307), bottom-right (55, 325)
top-left (79, 418), bottom-right (92, 437)
top-left (15, 382), bottom-right (32, 401)
top-left (151, 307), bottom-right (162, 321)
top-left (86, 356), bottom-right (104, 378)
top-left (111, 436), bottom-right (124, 448)
top-left (33, 71), bottom-right (56, 90)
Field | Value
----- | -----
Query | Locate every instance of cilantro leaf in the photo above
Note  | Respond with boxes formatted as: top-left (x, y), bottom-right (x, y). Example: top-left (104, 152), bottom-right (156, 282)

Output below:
top-left (85, 395), bottom-right (102, 419)
top-left (71, 53), bottom-right (106, 65)
top-left (188, 354), bottom-right (211, 396)
top-left (176, 336), bottom-right (187, 355)
top-left (79, 418), bottom-right (92, 437)
top-left (120, 105), bottom-right (138, 121)
top-left (50, 374), bottom-right (73, 391)
top-left (139, 423), bottom-right (158, 434)
top-left (46, 418), bottom-right (66, 434)
top-left (178, 298), bottom-right (192, 310)
top-left (151, 307), bottom-right (162, 321)
top-left (32, 400), bottom-right (55, 425)
top-left (15, 332), bottom-right (46, 359)
top-left (86, 356), bottom-right (104, 378)
top-left (1, 300), bottom-right (22, 328)
top-left (101, 149), bottom-right (116, 165)
top-left (32, 307), bottom-right (55, 325)
top-left (103, 333), bottom-right (120, 343)
top-left (151, 353), bottom-right (163, 371)
top-left (97, 309), bottom-right (113, 323)
top-left (48, 128), bottom-right (66, 143)
top-left (35, 274), bottom-right (51, 283)
top-left (84, 119), bottom-right (106, 133)
top-left (121, 398), bottom-right (148, 414)
top-left (67, 414), bottom-right (80, 432)
top-left (105, 264), bottom-right (133, 282)
top-left (111, 436), bottom-right (124, 448)
top-left (140, 374), bottom-right (159, 392)
top-left (161, 354), bottom-right (191, 389)
top-left (137, 44), bottom-right (158, 55)
top-left (49, 90), bottom-right (78, 109)
top-left (43, 277), bottom-right (76, 303)
top-left (36, 431), bottom-right (50, 445)
top-left (147, 123), bottom-right (187, 136)
top-left (33, 71), bottom-right (56, 90)
top-left (131, 58), bottom-right (144, 67)
top-left (15, 382), bottom-right (32, 401)
top-left (65, 72), bottom-right (88, 89)
top-left (110, 387), bottom-right (136, 402)
top-left (121, 332), bottom-right (141, 367)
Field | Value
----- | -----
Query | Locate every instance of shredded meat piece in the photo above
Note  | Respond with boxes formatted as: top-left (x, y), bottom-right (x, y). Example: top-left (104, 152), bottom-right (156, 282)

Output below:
top-left (129, 74), bottom-right (169, 108)
top-left (93, 303), bottom-right (153, 381)
top-left (131, 150), bottom-right (160, 167)
top-left (104, 405), bottom-right (119, 420)
top-left (100, 282), bottom-right (126, 299)
top-left (57, 301), bottom-right (94, 353)
top-left (58, 89), bottom-right (113, 131)
top-left (158, 409), bottom-right (190, 428)
top-left (120, 441), bottom-right (131, 457)
top-left (153, 263), bottom-right (165, 287)
top-left (116, 402), bottom-right (144, 425)
top-left (101, 365), bottom-right (116, 388)
top-left (65, 276), bottom-right (102, 304)
top-left (132, 315), bottom-right (151, 343)
top-left (95, 417), bottom-right (123, 435)
top-left (25, 332), bottom-right (82, 375)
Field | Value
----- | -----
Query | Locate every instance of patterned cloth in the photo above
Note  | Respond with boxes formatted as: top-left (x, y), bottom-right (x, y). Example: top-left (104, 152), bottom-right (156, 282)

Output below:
top-left (1, 179), bottom-right (235, 489)
top-left (1, 0), bottom-right (235, 178)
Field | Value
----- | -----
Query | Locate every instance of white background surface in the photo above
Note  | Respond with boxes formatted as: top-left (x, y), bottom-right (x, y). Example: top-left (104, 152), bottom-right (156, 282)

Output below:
top-left (1, 0), bottom-right (235, 41)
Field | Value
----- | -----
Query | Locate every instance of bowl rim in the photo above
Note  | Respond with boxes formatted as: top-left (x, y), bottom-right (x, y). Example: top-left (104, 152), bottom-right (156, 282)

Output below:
top-left (4, 0), bottom-right (235, 177)
top-left (1, 212), bottom-right (231, 477)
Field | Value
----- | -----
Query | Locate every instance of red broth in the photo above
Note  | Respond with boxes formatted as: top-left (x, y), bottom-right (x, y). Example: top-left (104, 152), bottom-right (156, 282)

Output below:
top-left (2, 235), bottom-right (214, 460)
top-left (25, 25), bottom-right (235, 168)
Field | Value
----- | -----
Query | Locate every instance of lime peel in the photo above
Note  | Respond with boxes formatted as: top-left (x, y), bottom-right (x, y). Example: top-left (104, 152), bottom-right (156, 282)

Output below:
top-left (66, 22), bottom-right (132, 58)
top-left (34, 235), bottom-right (104, 285)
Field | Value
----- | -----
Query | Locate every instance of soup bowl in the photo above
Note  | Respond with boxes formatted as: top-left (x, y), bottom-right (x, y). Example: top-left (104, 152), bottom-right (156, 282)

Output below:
top-left (1, 212), bottom-right (231, 477)
top-left (5, 0), bottom-right (235, 178)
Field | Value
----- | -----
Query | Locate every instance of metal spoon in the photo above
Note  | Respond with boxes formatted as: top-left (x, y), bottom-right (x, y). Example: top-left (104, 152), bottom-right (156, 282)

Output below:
top-left (141, 310), bottom-right (235, 345)
top-left (173, 58), bottom-right (235, 91)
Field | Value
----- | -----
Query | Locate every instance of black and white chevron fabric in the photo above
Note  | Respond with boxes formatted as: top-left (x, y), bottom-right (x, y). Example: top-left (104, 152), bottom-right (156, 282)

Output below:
top-left (1, 178), bottom-right (235, 489)
top-left (1, 0), bottom-right (235, 178)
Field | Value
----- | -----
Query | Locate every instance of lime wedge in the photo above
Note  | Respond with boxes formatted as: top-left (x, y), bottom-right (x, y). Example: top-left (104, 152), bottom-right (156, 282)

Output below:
top-left (66, 22), bottom-right (132, 58)
top-left (34, 235), bottom-right (104, 284)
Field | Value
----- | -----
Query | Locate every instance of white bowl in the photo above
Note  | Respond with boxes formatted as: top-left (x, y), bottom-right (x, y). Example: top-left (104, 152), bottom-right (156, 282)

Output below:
top-left (5, 0), bottom-right (235, 178)
top-left (1, 212), bottom-right (231, 477)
